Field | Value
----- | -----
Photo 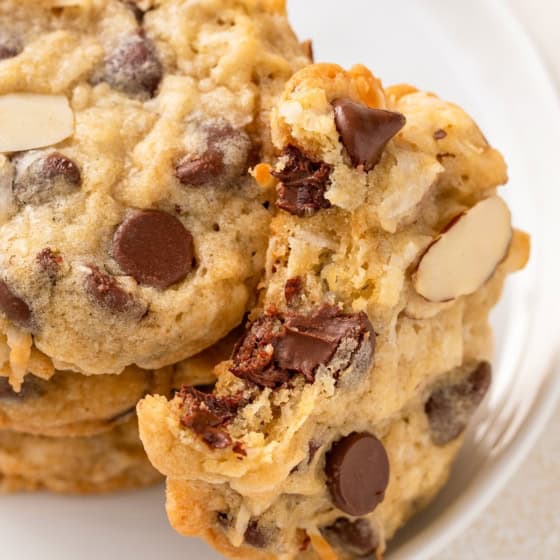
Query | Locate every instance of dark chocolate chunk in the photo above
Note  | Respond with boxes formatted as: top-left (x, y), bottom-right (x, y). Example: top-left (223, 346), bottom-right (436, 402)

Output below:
top-left (322, 517), bottom-right (379, 557)
top-left (332, 98), bottom-right (406, 171)
top-left (272, 145), bottom-right (332, 217)
top-left (433, 129), bottom-right (447, 140)
top-left (230, 314), bottom-right (289, 388)
top-left (112, 209), bottom-right (194, 289)
top-left (284, 276), bottom-right (303, 308)
top-left (425, 362), bottom-right (492, 446)
top-left (231, 305), bottom-right (375, 388)
top-left (179, 386), bottom-right (247, 450)
top-left (175, 149), bottom-right (224, 186)
top-left (244, 521), bottom-right (268, 549)
top-left (13, 152), bottom-right (81, 205)
top-left (0, 279), bottom-right (32, 329)
top-left (99, 31), bottom-right (162, 98)
top-left (325, 432), bottom-right (389, 516)
top-left (275, 306), bottom-right (374, 381)
top-left (36, 248), bottom-right (62, 283)
top-left (85, 265), bottom-right (140, 314)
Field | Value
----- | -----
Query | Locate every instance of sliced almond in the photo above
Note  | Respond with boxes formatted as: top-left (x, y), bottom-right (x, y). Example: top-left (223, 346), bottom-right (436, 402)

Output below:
top-left (414, 196), bottom-right (512, 302)
top-left (0, 94), bottom-right (74, 153)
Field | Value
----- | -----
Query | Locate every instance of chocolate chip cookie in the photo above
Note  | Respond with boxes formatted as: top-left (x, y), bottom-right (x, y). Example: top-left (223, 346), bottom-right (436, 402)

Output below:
top-left (138, 64), bottom-right (530, 558)
top-left (0, 416), bottom-right (160, 494)
top-left (0, 366), bottom-right (172, 437)
top-left (0, 0), bottom-right (309, 376)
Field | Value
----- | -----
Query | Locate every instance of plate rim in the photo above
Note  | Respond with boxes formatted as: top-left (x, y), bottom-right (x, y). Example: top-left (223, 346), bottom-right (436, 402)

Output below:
top-left (389, 0), bottom-right (560, 557)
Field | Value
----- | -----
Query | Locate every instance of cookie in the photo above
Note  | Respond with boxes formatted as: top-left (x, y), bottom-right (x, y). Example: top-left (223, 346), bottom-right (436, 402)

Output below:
top-left (138, 64), bottom-right (530, 558)
top-left (0, 366), bottom-right (172, 437)
top-left (163, 389), bottom-right (465, 560)
top-left (0, 0), bottom-right (309, 376)
top-left (171, 327), bottom-right (242, 391)
top-left (0, 416), bottom-right (160, 494)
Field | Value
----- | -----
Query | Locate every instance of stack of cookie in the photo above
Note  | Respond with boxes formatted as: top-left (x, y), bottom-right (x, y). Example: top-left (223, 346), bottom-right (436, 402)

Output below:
top-left (0, 0), bottom-right (308, 492)
top-left (138, 64), bottom-right (529, 558)
top-left (0, 0), bottom-right (529, 558)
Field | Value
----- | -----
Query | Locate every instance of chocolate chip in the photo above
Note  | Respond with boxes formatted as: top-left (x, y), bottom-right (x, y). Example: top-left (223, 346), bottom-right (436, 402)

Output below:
top-left (0, 32), bottom-right (22, 60)
top-left (13, 152), bottom-right (81, 205)
top-left (244, 521), bottom-right (268, 549)
top-left (325, 432), bottom-right (389, 516)
top-left (205, 122), bottom-right (245, 147)
top-left (272, 146), bottom-right (332, 217)
top-left (231, 305), bottom-right (375, 388)
top-left (179, 386), bottom-right (247, 450)
top-left (433, 129), bottom-right (447, 140)
top-left (36, 248), bottom-right (62, 283)
top-left (176, 122), bottom-right (253, 187)
top-left (85, 265), bottom-right (141, 314)
top-left (332, 98), bottom-right (406, 171)
top-left (112, 209), bottom-right (194, 289)
top-left (175, 149), bottom-right (224, 186)
top-left (284, 277), bottom-right (304, 308)
top-left (230, 314), bottom-right (288, 388)
top-left (0, 279), bottom-right (32, 329)
top-left (321, 518), bottom-right (379, 557)
top-left (99, 31), bottom-right (162, 98)
top-left (426, 362), bottom-right (492, 446)
top-left (275, 307), bottom-right (374, 380)
top-left (44, 152), bottom-right (81, 184)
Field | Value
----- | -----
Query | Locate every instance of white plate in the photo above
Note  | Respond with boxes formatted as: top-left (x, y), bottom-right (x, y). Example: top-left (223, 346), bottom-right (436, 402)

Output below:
top-left (2, 1), bottom-right (559, 559)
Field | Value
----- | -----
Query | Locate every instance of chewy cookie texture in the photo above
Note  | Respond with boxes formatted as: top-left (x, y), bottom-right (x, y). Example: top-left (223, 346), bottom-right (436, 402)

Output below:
top-left (0, 366), bottom-right (172, 438)
top-left (0, 417), bottom-right (161, 494)
top-left (0, 0), bottom-right (308, 378)
top-left (138, 64), bottom-right (529, 559)
top-left (0, 0), bottom-right (309, 496)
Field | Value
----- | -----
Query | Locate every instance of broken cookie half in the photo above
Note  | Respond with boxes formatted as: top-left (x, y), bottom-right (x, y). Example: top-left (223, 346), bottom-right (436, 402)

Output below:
top-left (138, 63), bottom-right (530, 560)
